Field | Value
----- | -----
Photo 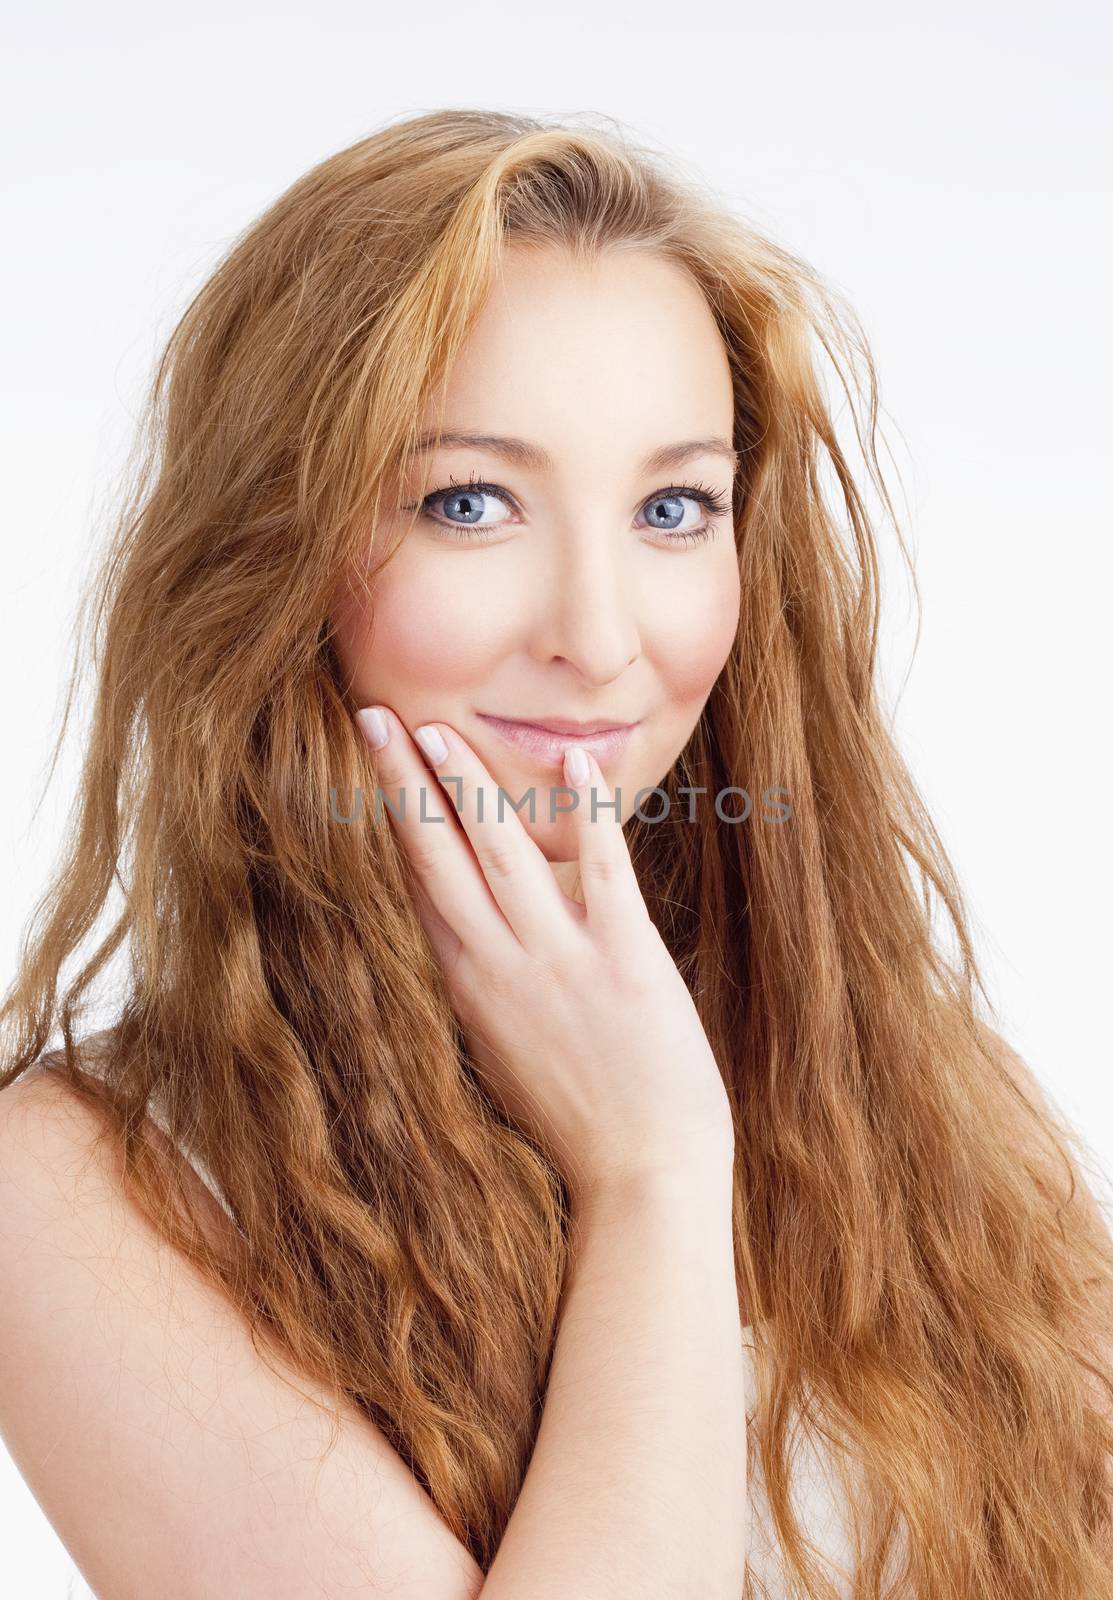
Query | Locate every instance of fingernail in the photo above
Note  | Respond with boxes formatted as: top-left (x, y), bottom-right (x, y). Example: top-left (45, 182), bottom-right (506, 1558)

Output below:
top-left (356, 706), bottom-right (390, 749)
top-left (414, 723), bottom-right (449, 766)
top-left (564, 744), bottom-right (590, 786)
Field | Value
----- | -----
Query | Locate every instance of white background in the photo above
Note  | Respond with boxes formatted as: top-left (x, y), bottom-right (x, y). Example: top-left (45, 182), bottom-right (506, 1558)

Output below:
top-left (2, 1), bottom-right (1110, 1593)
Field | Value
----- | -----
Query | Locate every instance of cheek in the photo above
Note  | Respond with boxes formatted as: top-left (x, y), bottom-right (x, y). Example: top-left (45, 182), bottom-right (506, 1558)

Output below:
top-left (333, 557), bottom-right (500, 696)
top-left (651, 558), bottom-right (740, 706)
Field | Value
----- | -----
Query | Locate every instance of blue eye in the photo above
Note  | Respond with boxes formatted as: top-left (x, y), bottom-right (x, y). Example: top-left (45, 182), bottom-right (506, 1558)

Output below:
top-left (403, 473), bottom-right (732, 546)
top-left (639, 488), bottom-right (728, 542)
top-left (418, 478), bottom-right (513, 532)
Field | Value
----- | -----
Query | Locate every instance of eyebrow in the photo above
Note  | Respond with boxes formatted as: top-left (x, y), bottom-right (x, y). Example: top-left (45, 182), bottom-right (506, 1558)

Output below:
top-left (412, 431), bottom-right (740, 475)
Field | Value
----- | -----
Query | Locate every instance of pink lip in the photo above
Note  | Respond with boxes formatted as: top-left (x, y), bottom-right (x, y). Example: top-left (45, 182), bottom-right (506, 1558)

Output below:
top-left (476, 713), bottom-right (638, 770)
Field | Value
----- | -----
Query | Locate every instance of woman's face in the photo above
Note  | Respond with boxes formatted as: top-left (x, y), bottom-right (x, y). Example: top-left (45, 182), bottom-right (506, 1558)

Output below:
top-left (331, 243), bottom-right (740, 896)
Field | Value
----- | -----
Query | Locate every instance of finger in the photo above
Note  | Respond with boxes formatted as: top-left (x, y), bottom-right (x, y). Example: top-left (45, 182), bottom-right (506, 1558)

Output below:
top-left (409, 877), bottom-right (489, 1038)
top-left (411, 877), bottom-right (463, 979)
top-left (561, 746), bottom-right (650, 946)
top-left (407, 719), bottom-right (579, 963)
top-left (355, 705), bottom-right (521, 965)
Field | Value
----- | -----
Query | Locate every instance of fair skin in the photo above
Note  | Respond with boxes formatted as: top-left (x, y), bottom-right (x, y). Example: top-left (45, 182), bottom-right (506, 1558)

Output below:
top-left (333, 239), bottom-right (745, 1197)
top-left (331, 241), bottom-right (742, 906)
top-left (0, 244), bottom-right (750, 1598)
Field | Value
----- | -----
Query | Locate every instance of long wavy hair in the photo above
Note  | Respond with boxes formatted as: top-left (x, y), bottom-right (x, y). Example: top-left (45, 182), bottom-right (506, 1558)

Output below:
top-left (3, 108), bottom-right (1111, 1597)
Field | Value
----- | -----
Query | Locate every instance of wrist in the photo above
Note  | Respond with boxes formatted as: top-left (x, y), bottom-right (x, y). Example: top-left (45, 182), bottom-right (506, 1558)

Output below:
top-left (571, 1145), bottom-right (736, 1227)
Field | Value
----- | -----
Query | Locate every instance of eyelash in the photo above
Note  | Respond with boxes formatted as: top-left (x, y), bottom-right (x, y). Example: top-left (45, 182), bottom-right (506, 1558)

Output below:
top-left (405, 472), bottom-right (733, 547)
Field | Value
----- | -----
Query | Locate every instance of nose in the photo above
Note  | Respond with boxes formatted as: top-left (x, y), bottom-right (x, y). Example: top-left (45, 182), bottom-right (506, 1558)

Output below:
top-left (526, 522), bottom-right (641, 684)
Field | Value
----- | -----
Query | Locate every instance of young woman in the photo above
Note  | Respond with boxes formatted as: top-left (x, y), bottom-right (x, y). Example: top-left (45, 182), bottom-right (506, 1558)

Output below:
top-left (1, 107), bottom-right (1110, 1599)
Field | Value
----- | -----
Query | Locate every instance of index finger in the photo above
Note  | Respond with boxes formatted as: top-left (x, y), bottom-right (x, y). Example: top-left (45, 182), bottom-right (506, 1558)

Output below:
top-left (356, 705), bottom-right (520, 965)
top-left (406, 718), bottom-right (582, 963)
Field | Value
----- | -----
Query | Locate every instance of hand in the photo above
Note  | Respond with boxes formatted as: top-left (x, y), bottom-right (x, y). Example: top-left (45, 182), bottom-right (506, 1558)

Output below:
top-left (355, 707), bottom-right (735, 1205)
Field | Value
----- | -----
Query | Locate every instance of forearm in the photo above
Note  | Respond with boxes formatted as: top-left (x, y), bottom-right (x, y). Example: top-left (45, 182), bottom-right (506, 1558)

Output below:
top-left (480, 1159), bottom-right (748, 1599)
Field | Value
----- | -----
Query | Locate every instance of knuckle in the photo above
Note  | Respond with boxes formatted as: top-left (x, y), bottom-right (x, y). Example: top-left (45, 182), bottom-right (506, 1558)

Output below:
top-left (373, 774), bottom-right (424, 824)
top-left (580, 852), bottom-right (620, 887)
top-left (404, 831), bottom-right (443, 878)
top-left (366, 755), bottom-right (403, 795)
top-left (474, 836), bottom-right (516, 882)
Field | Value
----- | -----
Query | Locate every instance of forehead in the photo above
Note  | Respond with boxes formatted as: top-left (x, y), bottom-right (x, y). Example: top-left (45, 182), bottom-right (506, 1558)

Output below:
top-left (419, 244), bottom-right (735, 470)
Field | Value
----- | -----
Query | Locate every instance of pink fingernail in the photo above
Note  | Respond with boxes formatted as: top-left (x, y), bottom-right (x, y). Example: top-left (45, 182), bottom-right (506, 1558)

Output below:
top-left (357, 707), bottom-right (389, 749)
top-left (414, 723), bottom-right (449, 766)
top-left (564, 744), bottom-right (590, 786)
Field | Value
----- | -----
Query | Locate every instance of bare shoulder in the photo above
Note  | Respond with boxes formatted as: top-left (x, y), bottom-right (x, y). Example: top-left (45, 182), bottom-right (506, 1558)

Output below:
top-left (0, 1067), bottom-right (484, 1600)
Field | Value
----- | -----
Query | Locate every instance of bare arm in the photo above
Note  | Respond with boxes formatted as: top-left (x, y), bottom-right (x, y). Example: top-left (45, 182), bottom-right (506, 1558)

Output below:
top-left (0, 1069), bottom-right (487, 1600)
top-left (0, 1072), bottom-right (745, 1599)
top-left (481, 1153), bottom-right (748, 1600)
